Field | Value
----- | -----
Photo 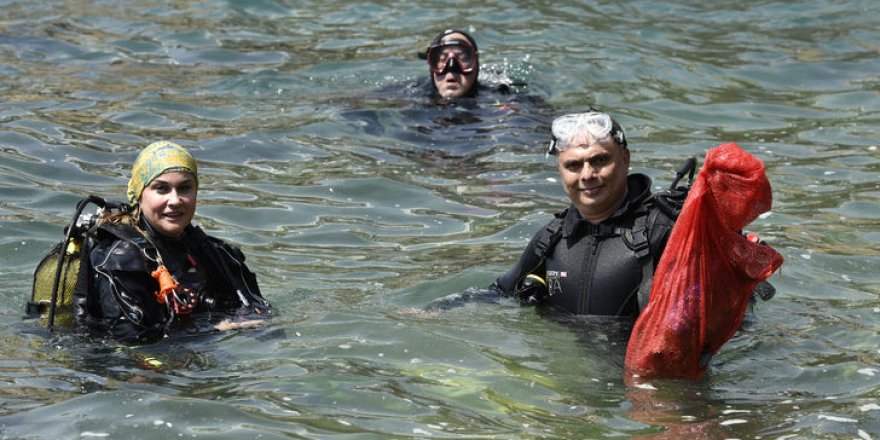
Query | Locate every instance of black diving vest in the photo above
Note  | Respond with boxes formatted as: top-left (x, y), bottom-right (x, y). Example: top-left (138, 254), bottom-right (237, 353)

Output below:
top-left (525, 158), bottom-right (697, 315)
top-left (74, 222), bottom-right (268, 325)
top-left (534, 206), bottom-right (656, 315)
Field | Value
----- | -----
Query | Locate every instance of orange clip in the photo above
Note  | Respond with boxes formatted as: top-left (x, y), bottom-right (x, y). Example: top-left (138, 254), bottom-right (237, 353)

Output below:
top-left (151, 265), bottom-right (178, 305)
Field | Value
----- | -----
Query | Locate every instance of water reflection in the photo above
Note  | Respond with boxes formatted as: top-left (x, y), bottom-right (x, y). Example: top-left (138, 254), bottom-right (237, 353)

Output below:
top-left (626, 385), bottom-right (732, 439)
top-left (2, 0), bottom-right (880, 438)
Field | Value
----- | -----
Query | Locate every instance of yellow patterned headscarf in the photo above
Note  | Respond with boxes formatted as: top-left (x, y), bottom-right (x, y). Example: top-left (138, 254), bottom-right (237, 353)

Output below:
top-left (127, 141), bottom-right (199, 203)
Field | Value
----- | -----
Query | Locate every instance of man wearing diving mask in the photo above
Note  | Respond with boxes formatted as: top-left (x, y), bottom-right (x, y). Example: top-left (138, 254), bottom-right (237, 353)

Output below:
top-left (422, 29), bottom-right (480, 99)
top-left (343, 28), bottom-right (552, 158)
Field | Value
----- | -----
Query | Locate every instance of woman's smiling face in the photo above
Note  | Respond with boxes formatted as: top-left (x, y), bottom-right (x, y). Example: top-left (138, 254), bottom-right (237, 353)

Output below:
top-left (139, 171), bottom-right (197, 238)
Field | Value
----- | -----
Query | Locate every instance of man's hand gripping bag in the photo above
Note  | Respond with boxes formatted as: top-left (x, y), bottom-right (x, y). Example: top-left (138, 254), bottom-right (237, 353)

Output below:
top-left (624, 143), bottom-right (784, 381)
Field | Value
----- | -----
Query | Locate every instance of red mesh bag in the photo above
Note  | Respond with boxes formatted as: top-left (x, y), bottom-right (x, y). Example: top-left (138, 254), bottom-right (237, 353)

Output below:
top-left (624, 143), bottom-right (784, 381)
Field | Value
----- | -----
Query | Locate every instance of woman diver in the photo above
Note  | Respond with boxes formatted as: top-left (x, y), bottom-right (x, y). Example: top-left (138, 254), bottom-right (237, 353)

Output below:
top-left (72, 141), bottom-right (271, 343)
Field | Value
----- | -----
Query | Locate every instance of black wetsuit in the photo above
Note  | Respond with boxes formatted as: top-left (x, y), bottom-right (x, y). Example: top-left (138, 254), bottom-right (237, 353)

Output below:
top-left (73, 221), bottom-right (270, 343)
top-left (490, 174), bottom-right (676, 316)
top-left (346, 76), bottom-right (552, 159)
top-left (402, 75), bottom-right (528, 104)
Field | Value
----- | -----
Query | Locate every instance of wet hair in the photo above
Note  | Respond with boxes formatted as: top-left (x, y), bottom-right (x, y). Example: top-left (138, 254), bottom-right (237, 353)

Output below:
top-left (97, 204), bottom-right (153, 240)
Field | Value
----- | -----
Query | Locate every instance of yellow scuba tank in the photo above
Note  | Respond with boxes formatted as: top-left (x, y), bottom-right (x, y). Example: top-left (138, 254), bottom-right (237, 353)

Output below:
top-left (28, 237), bottom-right (83, 328)
top-left (26, 196), bottom-right (128, 329)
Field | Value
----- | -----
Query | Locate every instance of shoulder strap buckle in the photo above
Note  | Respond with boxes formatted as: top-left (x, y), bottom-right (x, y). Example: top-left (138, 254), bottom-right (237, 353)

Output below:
top-left (620, 208), bottom-right (651, 258)
top-left (623, 227), bottom-right (650, 258)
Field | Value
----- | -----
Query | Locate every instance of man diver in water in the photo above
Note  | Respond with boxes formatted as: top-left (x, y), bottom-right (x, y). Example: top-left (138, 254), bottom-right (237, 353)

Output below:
top-left (413, 110), bottom-right (671, 313)
top-left (421, 29), bottom-right (481, 99)
top-left (425, 109), bottom-right (774, 319)
top-left (346, 28), bottom-right (549, 158)
top-left (490, 110), bottom-right (675, 315)
top-left (414, 28), bottom-right (531, 102)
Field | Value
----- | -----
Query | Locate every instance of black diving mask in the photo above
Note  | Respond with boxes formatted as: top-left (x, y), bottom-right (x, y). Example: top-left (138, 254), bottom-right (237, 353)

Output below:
top-left (427, 39), bottom-right (478, 75)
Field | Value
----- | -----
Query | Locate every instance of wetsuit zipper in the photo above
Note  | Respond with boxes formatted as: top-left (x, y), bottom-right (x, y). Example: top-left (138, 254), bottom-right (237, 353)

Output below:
top-left (579, 235), bottom-right (601, 314)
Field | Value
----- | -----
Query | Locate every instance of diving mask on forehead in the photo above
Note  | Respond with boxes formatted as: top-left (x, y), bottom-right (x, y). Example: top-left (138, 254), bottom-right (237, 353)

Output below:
top-left (426, 39), bottom-right (478, 75)
top-left (547, 111), bottom-right (627, 157)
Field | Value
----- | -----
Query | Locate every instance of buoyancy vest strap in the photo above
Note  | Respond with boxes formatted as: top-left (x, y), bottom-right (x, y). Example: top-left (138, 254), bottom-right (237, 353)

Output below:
top-left (622, 211), bottom-right (650, 259)
top-left (583, 223), bottom-right (619, 237)
top-left (609, 210), bottom-right (655, 315)
top-left (94, 225), bottom-right (170, 278)
top-left (535, 205), bottom-right (657, 315)
top-left (532, 208), bottom-right (629, 261)
top-left (534, 207), bottom-right (652, 259)
top-left (532, 210), bottom-right (566, 260)
top-left (634, 210), bottom-right (655, 311)
top-left (512, 210), bottom-right (566, 299)
top-left (93, 225), bottom-right (149, 266)
top-left (99, 224), bottom-right (151, 247)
